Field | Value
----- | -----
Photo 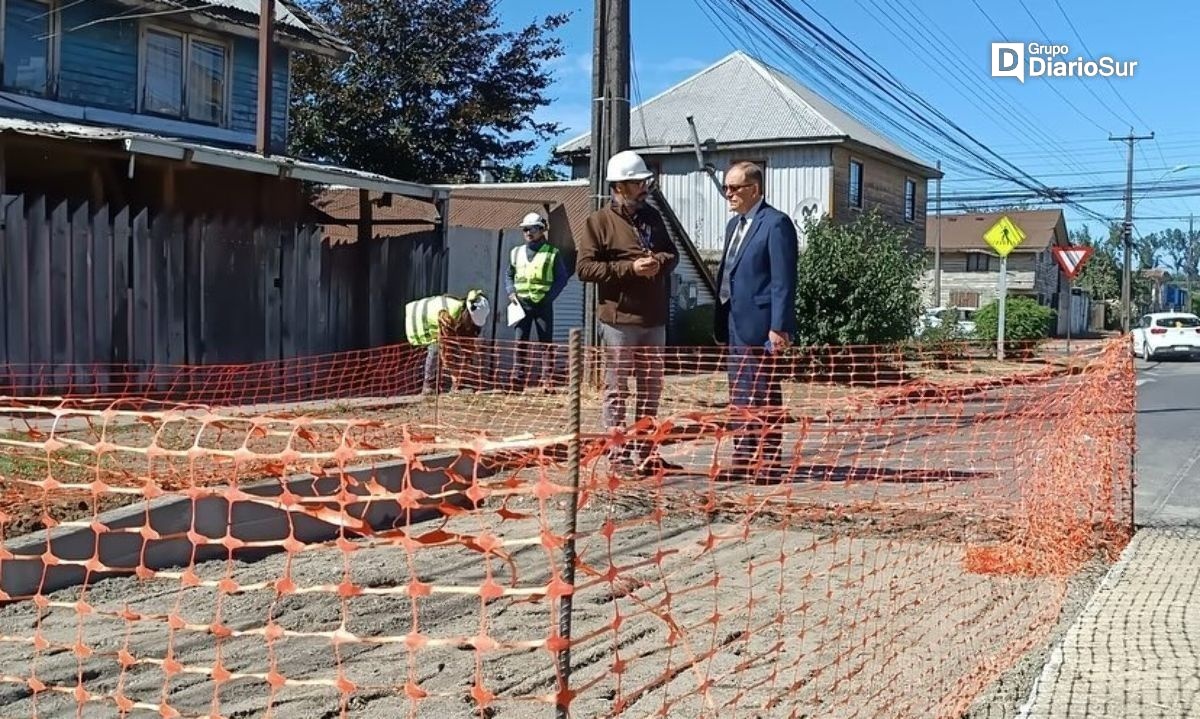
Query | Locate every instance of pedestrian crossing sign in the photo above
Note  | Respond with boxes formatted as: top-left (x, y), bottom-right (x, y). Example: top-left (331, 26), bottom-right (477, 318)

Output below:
top-left (983, 215), bottom-right (1027, 258)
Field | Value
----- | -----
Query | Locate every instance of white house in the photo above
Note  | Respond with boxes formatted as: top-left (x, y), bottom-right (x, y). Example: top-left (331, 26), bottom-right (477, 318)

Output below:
top-left (554, 51), bottom-right (942, 258)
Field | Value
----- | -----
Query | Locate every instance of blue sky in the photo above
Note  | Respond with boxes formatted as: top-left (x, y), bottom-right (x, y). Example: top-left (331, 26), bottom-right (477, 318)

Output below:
top-left (497, 0), bottom-right (1200, 248)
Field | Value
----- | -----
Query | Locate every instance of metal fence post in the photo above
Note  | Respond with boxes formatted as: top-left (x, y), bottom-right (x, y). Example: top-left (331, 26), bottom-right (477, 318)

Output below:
top-left (557, 328), bottom-right (583, 718)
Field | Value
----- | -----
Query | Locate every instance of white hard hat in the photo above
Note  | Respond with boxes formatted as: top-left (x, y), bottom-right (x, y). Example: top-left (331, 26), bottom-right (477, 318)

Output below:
top-left (466, 290), bottom-right (490, 327)
top-left (606, 150), bottom-right (654, 183)
top-left (519, 212), bottom-right (546, 229)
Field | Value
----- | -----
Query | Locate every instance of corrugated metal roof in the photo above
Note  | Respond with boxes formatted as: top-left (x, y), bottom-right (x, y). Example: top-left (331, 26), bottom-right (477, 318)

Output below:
top-left (313, 181), bottom-right (594, 245)
top-left (927, 209), bottom-right (1067, 252)
top-left (0, 117), bottom-right (442, 201)
top-left (0, 117), bottom-right (135, 141)
top-left (555, 50), bottom-right (934, 172)
top-left (132, 0), bottom-right (350, 55)
top-left (446, 181), bottom-right (593, 242)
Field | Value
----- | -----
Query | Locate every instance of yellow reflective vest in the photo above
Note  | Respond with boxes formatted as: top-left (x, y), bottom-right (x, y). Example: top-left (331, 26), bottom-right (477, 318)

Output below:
top-left (404, 295), bottom-right (464, 347)
top-left (511, 243), bottom-right (559, 304)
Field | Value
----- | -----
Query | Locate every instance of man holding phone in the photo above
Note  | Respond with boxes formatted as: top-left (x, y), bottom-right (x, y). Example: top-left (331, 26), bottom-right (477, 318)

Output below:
top-left (576, 150), bottom-right (681, 476)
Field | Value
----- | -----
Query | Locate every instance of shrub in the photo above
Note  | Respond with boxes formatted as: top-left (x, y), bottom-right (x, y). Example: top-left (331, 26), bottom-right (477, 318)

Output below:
top-left (973, 296), bottom-right (1054, 352)
top-left (793, 209), bottom-right (924, 346)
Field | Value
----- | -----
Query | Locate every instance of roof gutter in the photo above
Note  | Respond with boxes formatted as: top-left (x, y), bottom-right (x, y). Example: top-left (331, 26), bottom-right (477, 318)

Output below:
top-left (107, 0), bottom-right (352, 58)
top-left (556, 135), bottom-right (852, 158)
top-left (123, 138), bottom-right (447, 200)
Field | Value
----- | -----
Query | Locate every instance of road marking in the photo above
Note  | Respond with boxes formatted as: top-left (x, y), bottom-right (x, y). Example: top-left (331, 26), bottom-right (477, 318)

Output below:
top-left (1136, 378), bottom-right (1154, 387)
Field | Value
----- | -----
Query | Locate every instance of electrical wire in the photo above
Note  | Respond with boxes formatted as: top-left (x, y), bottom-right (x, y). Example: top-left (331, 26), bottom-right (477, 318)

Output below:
top-left (702, 0), bottom-right (1114, 222)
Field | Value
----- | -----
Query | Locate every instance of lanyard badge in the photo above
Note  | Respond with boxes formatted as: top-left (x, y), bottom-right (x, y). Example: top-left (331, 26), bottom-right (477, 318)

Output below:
top-left (636, 223), bottom-right (653, 252)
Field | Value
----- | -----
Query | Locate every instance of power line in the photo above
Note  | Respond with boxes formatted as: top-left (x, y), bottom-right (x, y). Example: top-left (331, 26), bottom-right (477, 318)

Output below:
top-left (1016, 0), bottom-right (1131, 131)
top-left (865, 0), bottom-right (1095, 177)
top-left (1050, 0), bottom-right (1152, 132)
top-left (968, 0), bottom-right (1111, 135)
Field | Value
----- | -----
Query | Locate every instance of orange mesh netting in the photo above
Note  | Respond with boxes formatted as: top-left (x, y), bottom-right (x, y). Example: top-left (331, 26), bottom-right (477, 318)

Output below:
top-left (0, 335), bottom-right (1133, 718)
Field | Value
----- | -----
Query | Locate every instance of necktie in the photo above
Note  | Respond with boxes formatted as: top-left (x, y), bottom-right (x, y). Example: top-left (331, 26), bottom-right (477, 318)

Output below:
top-left (728, 215), bottom-right (748, 261)
top-left (719, 215), bottom-right (748, 304)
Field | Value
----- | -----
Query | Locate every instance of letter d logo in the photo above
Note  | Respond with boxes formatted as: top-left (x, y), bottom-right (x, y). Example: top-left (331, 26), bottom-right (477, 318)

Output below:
top-left (991, 42), bottom-right (1025, 82)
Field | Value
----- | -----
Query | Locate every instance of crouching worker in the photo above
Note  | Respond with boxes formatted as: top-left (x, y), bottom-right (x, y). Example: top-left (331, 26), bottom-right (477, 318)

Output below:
top-left (404, 289), bottom-right (491, 394)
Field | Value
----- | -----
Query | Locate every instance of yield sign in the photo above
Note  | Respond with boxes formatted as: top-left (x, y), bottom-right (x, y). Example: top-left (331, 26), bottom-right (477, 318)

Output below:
top-left (1052, 245), bottom-right (1095, 280)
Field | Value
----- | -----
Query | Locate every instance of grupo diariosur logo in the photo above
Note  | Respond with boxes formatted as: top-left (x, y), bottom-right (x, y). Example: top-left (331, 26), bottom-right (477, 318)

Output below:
top-left (991, 42), bottom-right (1138, 82)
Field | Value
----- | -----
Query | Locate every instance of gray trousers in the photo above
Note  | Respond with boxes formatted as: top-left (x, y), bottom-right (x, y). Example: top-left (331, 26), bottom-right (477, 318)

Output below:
top-left (423, 343), bottom-right (440, 392)
top-left (600, 323), bottom-right (666, 459)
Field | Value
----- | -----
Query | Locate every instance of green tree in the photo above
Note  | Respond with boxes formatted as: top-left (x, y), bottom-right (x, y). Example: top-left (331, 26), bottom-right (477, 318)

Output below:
top-left (793, 210), bottom-right (923, 345)
top-left (1163, 226), bottom-right (1199, 292)
top-left (289, 0), bottom-right (569, 183)
top-left (1071, 224), bottom-right (1120, 302)
top-left (491, 154), bottom-right (568, 183)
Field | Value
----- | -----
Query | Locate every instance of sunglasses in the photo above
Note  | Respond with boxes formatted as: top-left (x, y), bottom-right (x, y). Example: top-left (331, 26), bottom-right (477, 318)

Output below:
top-left (722, 182), bottom-right (754, 194)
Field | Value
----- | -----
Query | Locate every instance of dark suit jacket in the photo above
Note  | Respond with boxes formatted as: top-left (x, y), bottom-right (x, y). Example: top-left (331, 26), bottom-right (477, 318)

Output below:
top-left (714, 201), bottom-right (799, 347)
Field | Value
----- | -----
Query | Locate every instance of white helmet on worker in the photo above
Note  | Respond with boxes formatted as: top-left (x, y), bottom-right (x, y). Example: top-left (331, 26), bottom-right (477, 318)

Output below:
top-left (465, 289), bottom-right (490, 327)
top-left (606, 150), bottom-right (655, 183)
top-left (519, 212), bottom-right (546, 229)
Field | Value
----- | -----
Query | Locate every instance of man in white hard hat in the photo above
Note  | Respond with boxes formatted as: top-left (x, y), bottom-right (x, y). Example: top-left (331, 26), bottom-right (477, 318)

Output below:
top-left (505, 212), bottom-right (568, 389)
top-left (404, 289), bottom-right (491, 394)
top-left (576, 149), bottom-right (681, 477)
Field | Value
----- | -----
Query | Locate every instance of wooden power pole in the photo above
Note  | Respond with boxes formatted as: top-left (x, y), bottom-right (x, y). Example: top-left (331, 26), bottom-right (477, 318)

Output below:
top-left (256, 0), bottom-right (275, 156)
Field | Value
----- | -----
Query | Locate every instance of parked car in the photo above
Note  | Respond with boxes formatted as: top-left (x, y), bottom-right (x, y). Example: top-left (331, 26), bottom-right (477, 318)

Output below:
top-left (1131, 312), bottom-right (1200, 360)
top-left (916, 307), bottom-right (977, 338)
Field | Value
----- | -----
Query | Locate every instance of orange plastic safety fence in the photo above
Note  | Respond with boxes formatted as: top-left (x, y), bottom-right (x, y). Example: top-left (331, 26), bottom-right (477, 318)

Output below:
top-left (0, 336), bottom-right (1132, 718)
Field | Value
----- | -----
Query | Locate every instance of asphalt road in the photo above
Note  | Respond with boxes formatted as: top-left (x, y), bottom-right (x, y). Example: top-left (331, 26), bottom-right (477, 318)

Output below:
top-left (1135, 355), bottom-right (1200, 527)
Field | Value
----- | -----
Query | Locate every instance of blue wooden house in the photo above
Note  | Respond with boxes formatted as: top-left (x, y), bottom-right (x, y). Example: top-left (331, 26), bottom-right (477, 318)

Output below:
top-left (0, 1), bottom-right (451, 386)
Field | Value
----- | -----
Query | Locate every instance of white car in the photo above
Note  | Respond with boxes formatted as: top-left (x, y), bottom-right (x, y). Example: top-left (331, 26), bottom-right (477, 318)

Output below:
top-left (916, 307), bottom-right (977, 337)
top-left (1131, 312), bottom-right (1200, 360)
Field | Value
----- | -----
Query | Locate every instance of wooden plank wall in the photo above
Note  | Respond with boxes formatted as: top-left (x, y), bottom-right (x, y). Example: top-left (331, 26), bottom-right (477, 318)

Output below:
top-left (0, 194), bottom-right (448, 398)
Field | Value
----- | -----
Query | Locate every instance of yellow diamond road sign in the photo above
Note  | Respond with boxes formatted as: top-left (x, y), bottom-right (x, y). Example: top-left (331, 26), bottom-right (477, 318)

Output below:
top-left (983, 215), bottom-right (1027, 258)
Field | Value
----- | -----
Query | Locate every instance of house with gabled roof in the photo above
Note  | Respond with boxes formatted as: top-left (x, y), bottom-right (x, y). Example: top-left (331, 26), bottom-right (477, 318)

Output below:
top-left (0, 0), bottom-right (452, 375)
top-left (554, 50), bottom-right (942, 257)
top-left (925, 209), bottom-right (1091, 336)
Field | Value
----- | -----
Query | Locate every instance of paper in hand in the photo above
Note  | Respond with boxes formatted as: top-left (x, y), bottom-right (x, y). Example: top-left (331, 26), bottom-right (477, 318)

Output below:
top-left (507, 301), bottom-right (526, 327)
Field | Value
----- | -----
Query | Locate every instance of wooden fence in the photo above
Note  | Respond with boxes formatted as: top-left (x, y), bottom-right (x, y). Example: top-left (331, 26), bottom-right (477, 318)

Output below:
top-left (0, 194), bottom-right (446, 400)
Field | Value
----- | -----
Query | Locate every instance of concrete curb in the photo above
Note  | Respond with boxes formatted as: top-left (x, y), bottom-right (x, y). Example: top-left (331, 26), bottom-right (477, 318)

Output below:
top-left (0, 451), bottom-right (491, 601)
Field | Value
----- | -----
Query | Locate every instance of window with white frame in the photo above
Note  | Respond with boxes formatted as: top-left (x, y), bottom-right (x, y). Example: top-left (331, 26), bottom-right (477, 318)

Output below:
top-left (904, 177), bottom-right (917, 222)
top-left (3, 0), bottom-right (57, 96)
top-left (141, 27), bottom-right (228, 125)
top-left (849, 159), bottom-right (864, 209)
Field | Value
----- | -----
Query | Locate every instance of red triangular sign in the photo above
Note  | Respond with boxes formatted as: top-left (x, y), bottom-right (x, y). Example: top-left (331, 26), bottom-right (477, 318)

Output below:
top-left (1052, 245), bottom-right (1094, 280)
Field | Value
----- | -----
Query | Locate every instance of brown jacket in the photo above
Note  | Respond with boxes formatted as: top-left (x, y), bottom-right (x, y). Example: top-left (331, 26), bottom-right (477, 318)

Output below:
top-left (575, 204), bottom-right (679, 327)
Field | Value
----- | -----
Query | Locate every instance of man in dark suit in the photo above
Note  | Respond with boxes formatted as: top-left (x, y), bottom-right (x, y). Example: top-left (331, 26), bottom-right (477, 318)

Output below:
top-left (714, 161), bottom-right (798, 481)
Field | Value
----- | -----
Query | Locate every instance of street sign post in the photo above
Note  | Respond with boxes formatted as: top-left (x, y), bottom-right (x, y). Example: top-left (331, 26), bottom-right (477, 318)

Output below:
top-left (983, 216), bottom-right (1028, 360)
top-left (1052, 245), bottom-right (1095, 353)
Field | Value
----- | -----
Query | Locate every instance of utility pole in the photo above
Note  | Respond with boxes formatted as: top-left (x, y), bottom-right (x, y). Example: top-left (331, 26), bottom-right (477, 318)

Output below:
top-left (1109, 128), bottom-right (1154, 333)
top-left (934, 159), bottom-right (942, 307)
top-left (588, 0), bottom-right (607, 212)
top-left (256, 0), bottom-right (275, 156)
top-left (606, 0), bottom-right (630, 155)
top-left (1189, 213), bottom-right (1195, 310)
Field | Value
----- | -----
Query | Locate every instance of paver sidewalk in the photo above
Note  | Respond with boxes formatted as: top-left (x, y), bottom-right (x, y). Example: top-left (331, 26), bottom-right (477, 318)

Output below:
top-left (1018, 528), bottom-right (1200, 718)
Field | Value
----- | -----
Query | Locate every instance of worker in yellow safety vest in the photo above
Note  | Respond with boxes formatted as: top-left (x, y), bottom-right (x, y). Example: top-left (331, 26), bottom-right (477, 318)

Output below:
top-left (404, 289), bottom-right (490, 394)
top-left (505, 212), bottom-right (568, 388)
